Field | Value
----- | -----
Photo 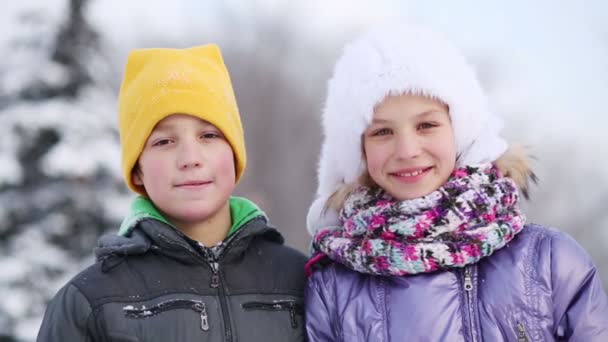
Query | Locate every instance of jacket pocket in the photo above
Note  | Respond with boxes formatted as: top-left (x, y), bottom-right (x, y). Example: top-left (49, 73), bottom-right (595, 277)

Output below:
top-left (242, 300), bottom-right (303, 329)
top-left (123, 299), bottom-right (209, 331)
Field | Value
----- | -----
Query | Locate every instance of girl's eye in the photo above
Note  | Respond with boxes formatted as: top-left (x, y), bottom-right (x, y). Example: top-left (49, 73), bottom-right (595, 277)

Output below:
top-left (418, 122), bottom-right (438, 130)
top-left (371, 128), bottom-right (392, 136)
top-left (152, 138), bottom-right (172, 146)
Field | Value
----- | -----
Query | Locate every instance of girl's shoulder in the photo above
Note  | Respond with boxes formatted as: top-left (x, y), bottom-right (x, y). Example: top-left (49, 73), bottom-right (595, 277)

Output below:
top-left (518, 223), bottom-right (563, 242)
top-left (520, 223), bottom-right (594, 262)
top-left (517, 223), bottom-right (599, 281)
top-left (522, 224), bottom-right (608, 333)
top-left (307, 259), bottom-right (367, 289)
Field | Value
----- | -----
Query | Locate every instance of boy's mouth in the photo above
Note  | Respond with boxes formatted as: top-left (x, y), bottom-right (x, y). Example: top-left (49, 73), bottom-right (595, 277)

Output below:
top-left (175, 180), bottom-right (212, 188)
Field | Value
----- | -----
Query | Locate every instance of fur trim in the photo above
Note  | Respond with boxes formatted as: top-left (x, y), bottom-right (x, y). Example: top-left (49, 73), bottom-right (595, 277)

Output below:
top-left (307, 24), bottom-right (511, 235)
top-left (495, 144), bottom-right (538, 199)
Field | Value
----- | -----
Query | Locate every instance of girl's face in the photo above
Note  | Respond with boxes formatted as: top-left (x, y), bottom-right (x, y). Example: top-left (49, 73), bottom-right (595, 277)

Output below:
top-left (363, 94), bottom-right (456, 200)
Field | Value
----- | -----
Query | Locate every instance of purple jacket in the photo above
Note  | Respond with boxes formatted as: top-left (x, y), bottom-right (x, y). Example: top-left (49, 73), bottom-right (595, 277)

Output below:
top-left (306, 224), bottom-right (608, 341)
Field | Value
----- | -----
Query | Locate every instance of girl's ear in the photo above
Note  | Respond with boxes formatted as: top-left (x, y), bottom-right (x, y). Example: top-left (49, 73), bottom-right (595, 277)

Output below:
top-left (495, 144), bottom-right (538, 199)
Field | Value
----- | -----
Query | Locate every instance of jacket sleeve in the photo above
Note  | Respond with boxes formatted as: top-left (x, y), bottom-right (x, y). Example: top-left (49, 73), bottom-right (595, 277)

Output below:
top-left (37, 283), bottom-right (95, 342)
top-left (550, 231), bottom-right (608, 341)
top-left (305, 269), bottom-right (339, 342)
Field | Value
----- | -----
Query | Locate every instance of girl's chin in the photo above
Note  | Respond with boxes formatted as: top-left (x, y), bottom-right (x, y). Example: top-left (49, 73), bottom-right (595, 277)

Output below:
top-left (386, 184), bottom-right (438, 200)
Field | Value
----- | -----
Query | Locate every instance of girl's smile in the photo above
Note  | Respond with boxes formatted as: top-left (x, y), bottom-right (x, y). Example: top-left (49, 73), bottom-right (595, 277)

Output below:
top-left (389, 166), bottom-right (434, 184)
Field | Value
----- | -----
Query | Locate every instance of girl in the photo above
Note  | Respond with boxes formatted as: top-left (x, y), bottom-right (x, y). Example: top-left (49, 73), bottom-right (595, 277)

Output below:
top-left (305, 25), bottom-right (608, 341)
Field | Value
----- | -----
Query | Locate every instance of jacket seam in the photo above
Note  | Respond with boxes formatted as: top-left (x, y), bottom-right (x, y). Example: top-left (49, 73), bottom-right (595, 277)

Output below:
top-left (330, 268), bottom-right (345, 342)
top-left (125, 257), bottom-right (151, 294)
top-left (377, 277), bottom-right (389, 342)
top-left (549, 228), bottom-right (566, 338)
top-left (523, 225), bottom-right (546, 341)
top-left (65, 282), bottom-right (96, 340)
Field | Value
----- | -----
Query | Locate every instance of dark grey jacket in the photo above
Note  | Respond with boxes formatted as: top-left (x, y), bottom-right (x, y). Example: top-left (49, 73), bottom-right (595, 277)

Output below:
top-left (37, 217), bottom-right (307, 341)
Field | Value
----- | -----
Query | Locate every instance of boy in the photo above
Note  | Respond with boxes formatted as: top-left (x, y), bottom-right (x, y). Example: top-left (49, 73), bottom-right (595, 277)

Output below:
top-left (37, 44), bottom-right (307, 341)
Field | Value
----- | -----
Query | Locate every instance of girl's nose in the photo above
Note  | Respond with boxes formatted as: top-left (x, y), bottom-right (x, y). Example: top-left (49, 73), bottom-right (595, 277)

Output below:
top-left (394, 133), bottom-right (422, 159)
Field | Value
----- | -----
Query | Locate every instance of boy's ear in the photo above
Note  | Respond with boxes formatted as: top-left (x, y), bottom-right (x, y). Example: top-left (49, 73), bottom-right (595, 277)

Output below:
top-left (132, 167), bottom-right (144, 187)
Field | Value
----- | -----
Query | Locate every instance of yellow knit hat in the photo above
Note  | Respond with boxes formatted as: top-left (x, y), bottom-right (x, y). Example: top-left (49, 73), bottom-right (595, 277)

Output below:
top-left (118, 44), bottom-right (246, 195)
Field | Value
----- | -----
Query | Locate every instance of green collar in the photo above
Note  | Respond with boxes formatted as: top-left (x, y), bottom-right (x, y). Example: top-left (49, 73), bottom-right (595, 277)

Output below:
top-left (118, 196), bottom-right (267, 237)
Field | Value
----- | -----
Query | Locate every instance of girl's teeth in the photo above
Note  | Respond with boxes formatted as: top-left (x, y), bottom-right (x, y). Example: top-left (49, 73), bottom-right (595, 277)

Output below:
top-left (397, 170), bottom-right (422, 177)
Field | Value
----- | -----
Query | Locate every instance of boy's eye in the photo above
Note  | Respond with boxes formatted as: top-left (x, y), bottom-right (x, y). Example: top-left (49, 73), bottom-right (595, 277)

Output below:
top-left (201, 132), bottom-right (222, 139)
top-left (152, 138), bottom-right (172, 146)
top-left (371, 128), bottom-right (392, 136)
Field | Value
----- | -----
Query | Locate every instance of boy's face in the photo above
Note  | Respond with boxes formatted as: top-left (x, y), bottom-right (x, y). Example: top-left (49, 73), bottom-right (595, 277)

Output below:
top-left (363, 94), bottom-right (456, 200)
top-left (133, 114), bottom-right (235, 227)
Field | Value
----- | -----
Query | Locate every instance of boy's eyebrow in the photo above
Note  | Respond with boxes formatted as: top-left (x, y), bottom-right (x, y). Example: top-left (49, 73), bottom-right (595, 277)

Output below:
top-left (152, 119), bottom-right (216, 133)
top-left (154, 122), bottom-right (174, 130)
top-left (152, 122), bottom-right (176, 131)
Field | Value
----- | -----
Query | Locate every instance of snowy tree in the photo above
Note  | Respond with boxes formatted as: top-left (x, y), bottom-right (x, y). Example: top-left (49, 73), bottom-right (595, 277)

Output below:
top-left (0, 0), bottom-right (129, 340)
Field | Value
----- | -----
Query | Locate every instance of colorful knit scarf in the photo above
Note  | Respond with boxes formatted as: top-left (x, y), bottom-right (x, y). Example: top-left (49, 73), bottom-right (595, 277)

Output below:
top-left (308, 163), bottom-right (525, 276)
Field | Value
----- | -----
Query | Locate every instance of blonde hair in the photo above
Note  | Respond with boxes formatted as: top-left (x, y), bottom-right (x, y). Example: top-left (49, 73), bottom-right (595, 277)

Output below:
top-left (324, 144), bottom-right (537, 212)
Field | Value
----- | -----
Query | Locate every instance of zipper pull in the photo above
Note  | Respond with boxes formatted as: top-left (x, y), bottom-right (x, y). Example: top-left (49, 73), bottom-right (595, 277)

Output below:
top-left (209, 262), bottom-right (220, 288)
top-left (516, 322), bottom-right (529, 342)
top-left (210, 272), bottom-right (219, 288)
top-left (463, 268), bottom-right (473, 291)
top-left (199, 303), bottom-right (209, 331)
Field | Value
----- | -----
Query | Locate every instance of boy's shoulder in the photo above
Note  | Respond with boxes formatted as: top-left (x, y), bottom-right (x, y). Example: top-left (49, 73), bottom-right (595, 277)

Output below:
top-left (63, 220), bottom-right (308, 303)
top-left (226, 221), bottom-right (308, 291)
top-left (64, 254), bottom-right (147, 300)
top-left (247, 229), bottom-right (307, 262)
top-left (225, 212), bottom-right (307, 266)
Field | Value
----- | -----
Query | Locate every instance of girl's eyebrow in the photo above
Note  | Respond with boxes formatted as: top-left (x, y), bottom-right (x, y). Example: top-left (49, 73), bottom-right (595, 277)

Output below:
top-left (417, 110), bottom-right (448, 118)
top-left (372, 109), bottom-right (447, 123)
top-left (370, 118), bottom-right (391, 124)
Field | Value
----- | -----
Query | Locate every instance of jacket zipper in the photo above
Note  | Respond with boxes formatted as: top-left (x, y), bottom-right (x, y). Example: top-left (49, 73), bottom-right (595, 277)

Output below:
top-left (208, 261), bottom-right (233, 341)
top-left (242, 300), bottom-right (303, 328)
top-left (123, 299), bottom-right (209, 331)
top-left (158, 217), bottom-right (264, 342)
top-left (515, 322), bottom-right (530, 342)
top-left (204, 223), bottom-right (259, 342)
top-left (462, 266), bottom-right (479, 342)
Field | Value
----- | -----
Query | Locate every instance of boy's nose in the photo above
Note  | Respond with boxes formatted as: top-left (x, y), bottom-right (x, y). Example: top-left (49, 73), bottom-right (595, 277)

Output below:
top-left (179, 159), bottom-right (201, 169)
top-left (177, 143), bottom-right (203, 169)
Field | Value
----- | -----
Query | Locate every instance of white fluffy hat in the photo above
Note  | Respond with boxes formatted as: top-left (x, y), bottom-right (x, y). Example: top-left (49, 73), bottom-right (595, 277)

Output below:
top-left (307, 24), bottom-right (508, 235)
